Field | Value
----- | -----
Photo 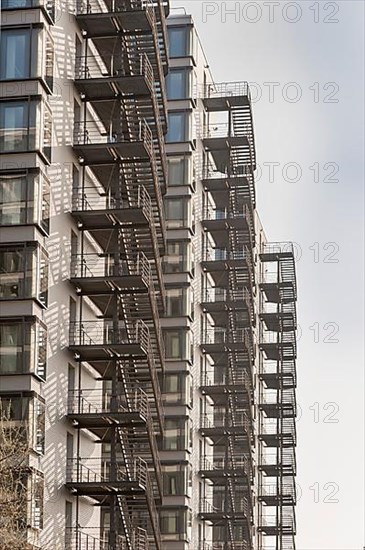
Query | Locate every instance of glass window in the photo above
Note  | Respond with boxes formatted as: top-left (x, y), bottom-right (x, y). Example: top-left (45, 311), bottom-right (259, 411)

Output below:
top-left (168, 26), bottom-right (190, 57)
top-left (0, 319), bottom-right (47, 378)
top-left (163, 242), bottom-right (192, 274)
top-left (166, 112), bottom-right (188, 143)
top-left (0, 174), bottom-right (27, 225)
top-left (166, 287), bottom-right (190, 317)
top-left (160, 508), bottom-right (190, 541)
top-left (162, 418), bottom-right (191, 451)
top-left (0, 395), bottom-right (45, 454)
top-left (0, 29), bottom-right (30, 80)
top-left (167, 156), bottom-right (189, 186)
top-left (0, 171), bottom-right (49, 231)
top-left (165, 197), bottom-right (190, 229)
top-left (166, 69), bottom-right (189, 100)
top-left (163, 329), bottom-right (191, 361)
top-left (0, 245), bottom-right (48, 304)
top-left (162, 372), bottom-right (193, 407)
top-left (0, 101), bottom-right (35, 152)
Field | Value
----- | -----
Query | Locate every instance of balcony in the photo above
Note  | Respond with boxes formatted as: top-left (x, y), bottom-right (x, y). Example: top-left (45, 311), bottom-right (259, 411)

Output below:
top-left (258, 513), bottom-right (296, 537)
top-left (202, 246), bottom-right (253, 278)
top-left (259, 360), bottom-right (297, 390)
top-left (259, 390), bottom-right (297, 419)
top-left (259, 478), bottom-right (297, 506)
top-left (259, 419), bottom-right (297, 448)
top-left (69, 319), bottom-right (150, 362)
top-left (199, 496), bottom-right (250, 520)
top-left (68, 386), bottom-right (149, 424)
top-left (201, 287), bottom-right (253, 320)
top-left (201, 327), bottom-right (254, 357)
top-left (199, 543), bottom-right (249, 550)
top-left (200, 162), bottom-right (256, 209)
top-left (70, 252), bottom-right (152, 297)
top-left (260, 242), bottom-right (297, 304)
top-left (66, 456), bottom-right (152, 497)
top-left (199, 456), bottom-right (251, 484)
top-left (75, 52), bottom-right (154, 100)
top-left (202, 203), bottom-right (254, 237)
top-left (73, 119), bottom-right (153, 165)
top-left (260, 330), bottom-right (297, 362)
top-left (259, 449), bottom-right (297, 477)
top-left (71, 184), bottom-right (155, 230)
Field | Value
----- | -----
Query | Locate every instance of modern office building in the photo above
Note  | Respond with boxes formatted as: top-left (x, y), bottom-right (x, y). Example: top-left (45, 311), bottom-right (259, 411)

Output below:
top-left (0, 3), bottom-right (297, 550)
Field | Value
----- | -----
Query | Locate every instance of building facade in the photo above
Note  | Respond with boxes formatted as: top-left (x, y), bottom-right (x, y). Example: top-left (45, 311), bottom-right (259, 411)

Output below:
top-left (0, 4), bottom-right (297, 550)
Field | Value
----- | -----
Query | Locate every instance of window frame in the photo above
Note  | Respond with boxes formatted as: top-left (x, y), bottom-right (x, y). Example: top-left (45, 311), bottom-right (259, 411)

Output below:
top-left (168, 25), bottom-right (191, 58)
top-left (166, 111), bottom-right (190, 143)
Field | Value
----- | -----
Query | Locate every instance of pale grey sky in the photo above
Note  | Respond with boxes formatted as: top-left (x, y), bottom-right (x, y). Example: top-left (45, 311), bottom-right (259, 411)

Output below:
top-left (170, 1), bottom-right (365, 548)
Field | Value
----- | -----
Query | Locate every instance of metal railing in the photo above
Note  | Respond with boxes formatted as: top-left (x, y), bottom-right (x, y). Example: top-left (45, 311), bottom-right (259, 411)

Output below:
top-left (200, 121), bottom-right (252, 141)
top-left (67, 456), bottom-right (149, 486)
top-left (73, 119), bottom-right (153, 154)
top-left (68, 387), bottom-right (149, 418)
top-left (200, 410), bottom-right (250, 431)
top-left (203, 245), bottom-right (251, 263)
top-left (202, 81), bottom-right (250, 101)
top-left (200, 455), bottom-right (250, 475)
top-left (203, 327), bottom-right (252, 346)
top-left (75, 52), bottom-right (154, 90)
top-left (69, 319), bottom-right (150, 351)
top-left (72, 183), bottom-right (152, 216)
top-left (76, 0), bottom-right (154, 15)
top-left (70, 251), bottom-right (152, 284)
top-left (200, 496), bottom-right (249, 516)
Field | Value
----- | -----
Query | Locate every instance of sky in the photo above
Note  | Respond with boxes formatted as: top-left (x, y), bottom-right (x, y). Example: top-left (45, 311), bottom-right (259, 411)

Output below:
top-left (170, 1), bottom-right (365, 548)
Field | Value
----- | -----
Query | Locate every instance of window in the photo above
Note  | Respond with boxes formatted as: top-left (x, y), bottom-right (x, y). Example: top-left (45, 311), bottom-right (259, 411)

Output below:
top-left (0, 100), bottom-right (51, 158)
top-left (0, 245), bottom-right (48, 304)
top-left (163, 329), bottom-right (192, 361)
top-left (168, 26), bottom-right (191, 57)
top-left (0, 394), bottom-right (45, 453)
top-left (160, 508), bottom-right (191, 541)
top-left (0, 319), bottom-right (47, 378)
top-left (167, 156), bottom-right (190, 186)
top-left (165, 197), bottom-right (190, 229)
top-left (0, 101), bottom-right (33, 152)
top-left (162, 372), bottom-right (193, 407)
top-left (162, 463), bottom-right (192, 497)
top-left (163, 241), bottom-right (192, 274)
top-left (162, 418), bottom-right (191, 451)
top-left (0, 171), bottom-right (50, 231)
top-left (0, 29), bottom-right (30, 79)
top-left (166, 69), bottom-right (189, 100)
top-left (166, 111), bottom-right (189, 143)
top-left (166, 287), bottom-right (191, 317)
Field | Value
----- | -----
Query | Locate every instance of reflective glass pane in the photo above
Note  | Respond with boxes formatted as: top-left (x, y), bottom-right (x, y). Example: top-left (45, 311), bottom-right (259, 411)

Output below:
top-left (0, 175), bottom-right (27, 225)
top-left (166, 70), bottom-right (187, 100)
top-left (0, 102), bottom-right (28, 151)
top-left (168, 27), bottom-right (189, 57)
top-left (166, 112), bottom-right (187, 143)
top-left (0, 29), bottom-right (30, 79)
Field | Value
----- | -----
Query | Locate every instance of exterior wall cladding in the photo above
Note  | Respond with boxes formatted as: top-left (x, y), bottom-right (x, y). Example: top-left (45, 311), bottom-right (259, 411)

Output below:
top-left (0, 4), bottom-right (297, 550)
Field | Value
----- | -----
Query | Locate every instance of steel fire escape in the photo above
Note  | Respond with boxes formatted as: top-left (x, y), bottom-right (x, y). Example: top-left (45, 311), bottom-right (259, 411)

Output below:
top-left (199, 82), bottom-right (256, 550)
top-left (67, 1), bottom-right (169, 548)
top-left (258, 243), bottom-right (298, 550)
